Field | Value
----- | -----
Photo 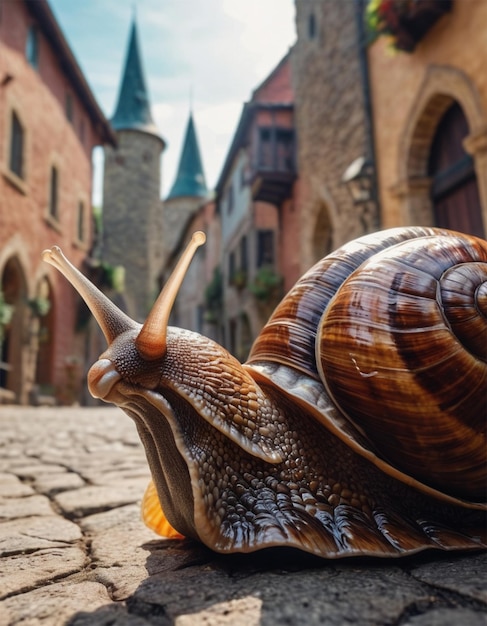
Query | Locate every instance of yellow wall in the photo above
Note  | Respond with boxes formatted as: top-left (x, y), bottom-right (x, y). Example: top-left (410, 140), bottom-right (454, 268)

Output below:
top-left (368, 0), bottom-right (487, 231)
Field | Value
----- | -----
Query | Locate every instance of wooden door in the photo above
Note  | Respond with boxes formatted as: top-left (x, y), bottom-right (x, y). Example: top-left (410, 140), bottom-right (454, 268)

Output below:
top-left (428, 102), bottom-right (485, 237)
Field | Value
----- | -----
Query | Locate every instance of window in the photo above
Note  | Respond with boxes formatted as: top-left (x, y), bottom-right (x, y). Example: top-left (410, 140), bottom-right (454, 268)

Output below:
top-left (276, 129), bottom-right (294, 172)
top-left (258, 128), bottom-right (272, 168)
top-left (308, 13), bottom-right (316, 39)
top-left (240, 235), bottom-right (248, 273)
top-left (228, 251), bottom-right (236, 284)
top-left (79, 119), bottom-right (85, 143)
top-left (226, 184), bottom-right (234, 214)
top-left (257, 230), bottom-right (274, 267)
top-left (65, 93), bottom-right (73, 123)
top-left (257, 127), bottom-right (295, 172)
top-left (76, 201), bottom-right (85, 242)
top-left (9, 112), bottom-right (24, 179)
top-left (26, 26), bottom-right (39, 69)
top-left (49, 166), bottom-right (59, 220)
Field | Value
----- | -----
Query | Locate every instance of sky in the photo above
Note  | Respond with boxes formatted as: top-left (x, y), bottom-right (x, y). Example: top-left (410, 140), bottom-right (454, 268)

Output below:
top-left (48, 0), bottom-right (297, 205)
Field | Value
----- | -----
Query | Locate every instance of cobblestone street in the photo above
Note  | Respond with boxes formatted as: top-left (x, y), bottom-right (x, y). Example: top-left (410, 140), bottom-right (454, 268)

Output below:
top-left (0, 406), bottom-right (486, 625)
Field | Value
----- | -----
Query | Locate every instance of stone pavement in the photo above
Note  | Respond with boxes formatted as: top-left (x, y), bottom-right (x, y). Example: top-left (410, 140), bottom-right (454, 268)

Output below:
top-left (0, 406), bottom-right (486, 626)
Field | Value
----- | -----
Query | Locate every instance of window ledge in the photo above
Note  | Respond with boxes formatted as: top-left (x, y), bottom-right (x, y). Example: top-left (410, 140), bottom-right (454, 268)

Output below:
top-left (73, 237), bottom-right (89, 252)
top-left (45, 213), bottom-right (62, 234)
top-left (2, 167), bottom-right (27, 195)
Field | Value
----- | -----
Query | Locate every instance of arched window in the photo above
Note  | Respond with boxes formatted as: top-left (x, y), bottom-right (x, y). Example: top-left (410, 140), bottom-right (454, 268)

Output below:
top-left (428, 102), bottom-right (484, 237)
top-left (49, 165), bottom-right (59, 221)
top-left (9, 111), bottom-right (24, 179)
top-left (308, 13), bottom-right (316, 39)
top-left (76, 200), bottom-right (85, 242)
top-left (26, 25), bottom-right (39, 69)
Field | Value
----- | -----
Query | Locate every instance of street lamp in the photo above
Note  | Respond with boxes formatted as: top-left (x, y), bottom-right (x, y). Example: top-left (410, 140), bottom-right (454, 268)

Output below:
top-left (342, 156), bottom-right (379, 232)
top-left (342, 156), bottom-right (374, 205)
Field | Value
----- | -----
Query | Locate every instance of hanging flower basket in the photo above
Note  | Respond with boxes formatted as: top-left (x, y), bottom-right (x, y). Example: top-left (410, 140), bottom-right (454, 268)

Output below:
top-left (366, 0), bottom-right (452, 52)
top-left (249, 267), bottom-right (283, 303)
top-left (231, 269), bottom-right (247, 290)
top-left (28, 296), bottom-right (51, 318)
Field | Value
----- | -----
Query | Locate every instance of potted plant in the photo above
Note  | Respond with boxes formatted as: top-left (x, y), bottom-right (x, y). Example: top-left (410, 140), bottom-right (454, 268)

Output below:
top-left (231, 269), bottom-right (247, 290)
top-left (249, 266), bottom-right (283, 303)
top-left (366, 0), bottom-right (452, 52)
top-left (204, 267), bottom-right (223, 324)
top-left (28, 295), bottom-right (51, 317)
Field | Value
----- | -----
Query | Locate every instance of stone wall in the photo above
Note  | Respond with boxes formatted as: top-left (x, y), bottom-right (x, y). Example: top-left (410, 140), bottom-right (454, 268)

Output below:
top-left (0, 1), bottom-right (106, 403)
top-left (292, 0), bottom-right (376, 272)
top-left (102, 130), bottom-right (165, 322)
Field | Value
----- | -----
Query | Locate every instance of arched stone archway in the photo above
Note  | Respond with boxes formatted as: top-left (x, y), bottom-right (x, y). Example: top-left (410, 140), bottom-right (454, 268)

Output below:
top-left (311, 202), bottom-right (332, 265)
top-left (301, 185), bottom-right (336, 271)
top-left (34, 276), bottom-right (55, 396)
top-left (395, 65), bottom-right (487, 230)
top-left (0, 257), bottom-right (28, 403)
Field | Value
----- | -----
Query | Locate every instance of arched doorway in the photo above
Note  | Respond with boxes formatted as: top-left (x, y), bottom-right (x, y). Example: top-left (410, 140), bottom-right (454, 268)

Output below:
top-left (238, 312), bottom-right (253, 363)
top-left (311, 202), bottom-right (332, 264)
top-left (428, 102), bottom-right (485, 237)
top-left (34, 277), bottom-right (55, 396)
top-left (0, 257), bottom-right (27, 402)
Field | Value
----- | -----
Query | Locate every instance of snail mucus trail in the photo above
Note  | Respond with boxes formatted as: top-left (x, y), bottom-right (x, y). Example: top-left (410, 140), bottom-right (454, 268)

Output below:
top-left (42, 228), bottom-right (487, 559)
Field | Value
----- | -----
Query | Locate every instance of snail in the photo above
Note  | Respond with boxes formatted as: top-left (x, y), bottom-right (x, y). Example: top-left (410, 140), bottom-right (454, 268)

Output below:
top-left (42, 226), bottom-right (487, 559)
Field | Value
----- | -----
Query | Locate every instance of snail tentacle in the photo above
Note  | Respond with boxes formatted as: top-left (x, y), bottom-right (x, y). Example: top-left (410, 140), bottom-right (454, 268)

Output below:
top-left (135, 231), bottom-right (206, 361)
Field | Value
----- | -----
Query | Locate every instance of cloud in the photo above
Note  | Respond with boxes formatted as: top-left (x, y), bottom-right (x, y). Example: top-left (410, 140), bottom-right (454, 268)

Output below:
top-left (49, 0), bottom-right (296, 199)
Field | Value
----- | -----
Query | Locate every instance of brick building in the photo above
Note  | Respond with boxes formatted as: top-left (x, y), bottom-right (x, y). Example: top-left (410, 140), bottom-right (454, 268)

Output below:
top-left (215, 52), bottom-right (298, 360)
top-left (0, 0), bottom-right (114, 404)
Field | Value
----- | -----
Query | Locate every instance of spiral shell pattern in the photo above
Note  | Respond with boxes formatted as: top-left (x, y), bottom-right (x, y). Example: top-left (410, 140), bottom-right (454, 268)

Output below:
top-left (248, 228), bottom-right (487, 503)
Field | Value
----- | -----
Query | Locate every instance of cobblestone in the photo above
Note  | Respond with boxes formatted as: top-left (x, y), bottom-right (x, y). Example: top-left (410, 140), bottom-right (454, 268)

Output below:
top-left (0, 406), bottom-right (485, 625)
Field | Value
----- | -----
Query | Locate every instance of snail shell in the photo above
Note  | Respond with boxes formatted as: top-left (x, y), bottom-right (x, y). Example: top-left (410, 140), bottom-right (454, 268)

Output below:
top-left (248, 226), bottom-right (487, 503)
top-left (43, 227), bottom-right (487, 559)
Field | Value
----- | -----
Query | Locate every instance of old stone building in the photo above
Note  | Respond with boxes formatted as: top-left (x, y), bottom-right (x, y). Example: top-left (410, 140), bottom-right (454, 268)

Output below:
top-left (367, 0), bottom-right (486, 237)
top-left (0, 0), bottom-right (114, 404)
top-left (215, 52), bottom-right (298, 360)
top-left (292, 0), bottom-right (378, 271)
top-left (102, 19), bottom-right (166, 323)
top-left (164, 199), bottom-right (221, 344)
top-left (102, 19), bottom-right (209, 325)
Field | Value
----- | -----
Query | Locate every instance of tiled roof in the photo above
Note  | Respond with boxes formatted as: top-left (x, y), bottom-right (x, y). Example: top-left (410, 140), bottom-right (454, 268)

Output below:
top-left (167, 113), bottom-right (207, 199)
top-left (111, 19), bottom-right (160, 138)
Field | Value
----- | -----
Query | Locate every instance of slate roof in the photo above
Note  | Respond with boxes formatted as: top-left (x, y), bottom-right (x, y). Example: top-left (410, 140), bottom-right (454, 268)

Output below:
top-left (111, 19), bottom-right (160, 138)
top-left (167, 112), bottom-right (207, 199)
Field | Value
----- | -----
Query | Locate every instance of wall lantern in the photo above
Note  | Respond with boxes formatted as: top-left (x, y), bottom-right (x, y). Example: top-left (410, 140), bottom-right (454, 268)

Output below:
top-left (342, 156), bottom-right (374, 205)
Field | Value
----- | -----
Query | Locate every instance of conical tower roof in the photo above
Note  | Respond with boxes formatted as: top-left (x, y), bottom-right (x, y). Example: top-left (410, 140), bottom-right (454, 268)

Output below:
top-left (167, 112), bottom-right (207, 199)
top-left (111, 19), bottom-right (160, 137)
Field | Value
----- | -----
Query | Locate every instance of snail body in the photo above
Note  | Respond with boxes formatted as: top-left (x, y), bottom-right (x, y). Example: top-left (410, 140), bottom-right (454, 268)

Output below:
top-left (43, 227), bottom-right (487, 558)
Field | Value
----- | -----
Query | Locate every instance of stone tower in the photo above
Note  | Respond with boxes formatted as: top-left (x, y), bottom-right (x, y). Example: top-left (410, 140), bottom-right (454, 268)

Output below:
top-left (163, 112), bottom-right (208, 256)
top-left (102, 19), bottom-right (165, 322)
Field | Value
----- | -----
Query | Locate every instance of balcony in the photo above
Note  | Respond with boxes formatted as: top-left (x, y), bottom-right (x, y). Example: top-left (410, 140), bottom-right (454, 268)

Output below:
top-left (250, 127), bottom-right (296, 206)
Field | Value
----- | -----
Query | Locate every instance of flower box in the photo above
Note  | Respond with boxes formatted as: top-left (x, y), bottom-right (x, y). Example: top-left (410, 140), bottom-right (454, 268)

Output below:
top-left (367, 0), bottom-right (452, 52)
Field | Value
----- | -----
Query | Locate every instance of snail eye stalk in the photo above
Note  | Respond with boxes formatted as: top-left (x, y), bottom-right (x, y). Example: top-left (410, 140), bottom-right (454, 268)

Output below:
top-left (42, 246), bottom-right (136, 344)
top-left (135, 231), bottom-right (206, 360)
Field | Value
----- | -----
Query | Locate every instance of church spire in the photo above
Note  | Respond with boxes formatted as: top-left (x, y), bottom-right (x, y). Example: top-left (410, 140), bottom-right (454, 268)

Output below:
top-left (111, 18), bottom-right (159, 137)
top-left (167, 112), bottom-right (207, 199)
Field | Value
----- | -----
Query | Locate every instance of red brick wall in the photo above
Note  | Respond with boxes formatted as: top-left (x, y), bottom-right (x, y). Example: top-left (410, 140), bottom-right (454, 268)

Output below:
top-left (0, 1), bottom-right (105, 402)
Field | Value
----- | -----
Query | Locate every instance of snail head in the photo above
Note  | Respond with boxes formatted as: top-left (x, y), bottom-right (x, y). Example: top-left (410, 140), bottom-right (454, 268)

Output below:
top-left (42, 232), bottom-right (282, 545)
